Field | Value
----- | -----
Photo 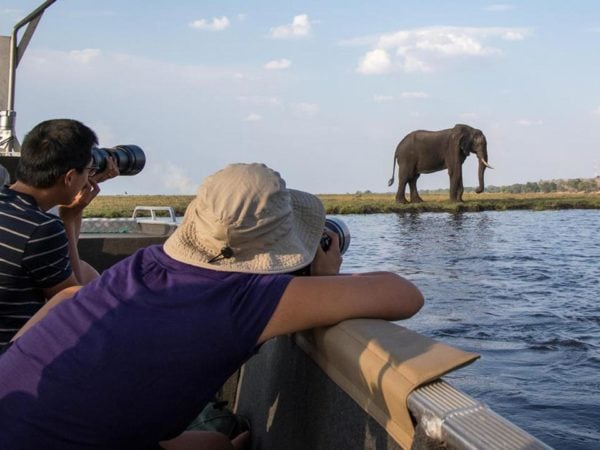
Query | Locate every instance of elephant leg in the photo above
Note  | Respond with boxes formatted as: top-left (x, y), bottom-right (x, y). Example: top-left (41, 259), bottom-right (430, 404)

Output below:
top-left (448, 168), bottom-right (463, 202)
top-left (395, 173), bottom-right (409, 203)
top-left (408, 175), bottom-right (423, 203)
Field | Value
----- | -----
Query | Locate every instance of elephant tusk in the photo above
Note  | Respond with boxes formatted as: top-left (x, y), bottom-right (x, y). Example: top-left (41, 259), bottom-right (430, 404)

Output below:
top-left (481, 159), bottom-right (494, 169)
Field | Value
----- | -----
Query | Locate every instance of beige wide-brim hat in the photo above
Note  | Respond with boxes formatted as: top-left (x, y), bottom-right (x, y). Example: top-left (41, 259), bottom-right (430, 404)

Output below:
top-left (164, 163), bottom-right (326, 274)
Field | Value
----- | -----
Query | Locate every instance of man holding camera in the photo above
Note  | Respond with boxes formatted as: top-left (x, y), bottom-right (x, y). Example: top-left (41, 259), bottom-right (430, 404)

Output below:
top-left (0, 119), bottom-right (118, 349)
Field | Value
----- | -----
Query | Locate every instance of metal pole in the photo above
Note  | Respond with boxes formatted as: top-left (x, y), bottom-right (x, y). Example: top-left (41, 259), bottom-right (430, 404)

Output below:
top-left (1, 0), bottom-right (56, 162)
top-left (7, 0), bottom-right (57, 111)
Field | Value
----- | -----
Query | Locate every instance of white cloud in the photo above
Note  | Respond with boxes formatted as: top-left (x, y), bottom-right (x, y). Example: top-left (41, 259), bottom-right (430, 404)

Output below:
top-left (244, 113), bottom-right (262, 122)
top-left (292, 102), bottom-right (319, 117)
top-left (403, 54), bottom-right (433, 72)
top-left (159, 163), bottom-right (197, 194)
top-left (357, 49), bottom-right (391, 74)
top-left (23, 48), bottom-right (246, 88)
top-left (400, 91), bottom-right (429, 99)
top-left (189, 16), bottom-right (230, 31)
top-left (270, 14), bottom-right (311, 39)
top-left (516, 119), bottom-right (543, 126)
top-left (264, 59), bottom-right (291, 70)
top-left (485, 4), bottom-right (515, 12)
top-left (355, 26), bottom-right (529, 75)
top-left (89, 122), bottom-right (118, 146)
top-left (501, 30), bottom-right (526, 41)
top-left (374, 95), bottom-right (395, 103)
top-left (237, 96), bottom-right (281, 106)
top-left (373, 92), bottom-right (429, 102)
top-left (69, 48), bottom-right (101, 63)
top-left (592, 106), bottom-right (600, 115)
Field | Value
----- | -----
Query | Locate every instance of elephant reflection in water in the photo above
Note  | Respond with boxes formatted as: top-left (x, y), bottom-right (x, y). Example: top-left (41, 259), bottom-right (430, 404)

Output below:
top-left (388, 124), bottom-right (493, 203)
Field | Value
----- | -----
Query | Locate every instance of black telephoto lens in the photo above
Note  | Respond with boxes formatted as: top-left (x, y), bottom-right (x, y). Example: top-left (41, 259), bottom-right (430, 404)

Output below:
top-left (91, 145), bottom-right (146, 176)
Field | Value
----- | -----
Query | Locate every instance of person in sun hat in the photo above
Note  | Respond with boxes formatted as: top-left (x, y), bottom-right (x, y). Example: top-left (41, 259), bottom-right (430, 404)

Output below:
top-left (0, 162), bottom-right (424, 450)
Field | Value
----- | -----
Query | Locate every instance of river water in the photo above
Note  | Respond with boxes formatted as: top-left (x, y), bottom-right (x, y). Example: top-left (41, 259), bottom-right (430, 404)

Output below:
top-left (337, 210), bottom-right (599, 450)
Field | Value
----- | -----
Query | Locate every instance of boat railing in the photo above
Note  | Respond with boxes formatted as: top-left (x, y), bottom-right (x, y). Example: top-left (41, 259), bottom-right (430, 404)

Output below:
top-left (408, 379), bottom-right (551, 449)
top-left (233, 319), bottom-right (554, 450)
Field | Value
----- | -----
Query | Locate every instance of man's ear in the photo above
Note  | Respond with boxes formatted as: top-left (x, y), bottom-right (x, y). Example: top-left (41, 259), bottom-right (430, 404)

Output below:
top-left (63, 168), bottom-right (78, 187)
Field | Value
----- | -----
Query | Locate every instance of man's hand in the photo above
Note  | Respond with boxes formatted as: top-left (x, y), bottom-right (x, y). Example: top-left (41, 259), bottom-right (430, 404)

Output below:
top-left (90, 156), bottom-right (119, 183)
top-left (59, 179), bottom-right (100, 220)
top-left (310, 230), bottom-right (342, 276)
top-left (58, 179), bottom-right (101, 285)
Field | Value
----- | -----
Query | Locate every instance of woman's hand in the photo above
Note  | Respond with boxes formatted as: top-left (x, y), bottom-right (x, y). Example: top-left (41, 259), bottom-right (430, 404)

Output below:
top-left (310, 230), bottom-right (342, 276)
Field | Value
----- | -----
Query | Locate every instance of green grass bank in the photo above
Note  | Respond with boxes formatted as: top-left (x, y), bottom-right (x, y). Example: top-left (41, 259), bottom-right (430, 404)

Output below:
top-left (84, 192), bottom-right (600, 218)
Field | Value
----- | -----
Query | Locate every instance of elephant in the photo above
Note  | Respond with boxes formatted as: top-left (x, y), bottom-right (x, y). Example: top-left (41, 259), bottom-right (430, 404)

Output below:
top-left (388, 124), bottom-right (492, 203)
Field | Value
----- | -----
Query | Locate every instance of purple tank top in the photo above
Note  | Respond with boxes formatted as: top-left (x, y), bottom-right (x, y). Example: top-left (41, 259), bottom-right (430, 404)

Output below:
top-left (0, 245), bottom-right (292, 449)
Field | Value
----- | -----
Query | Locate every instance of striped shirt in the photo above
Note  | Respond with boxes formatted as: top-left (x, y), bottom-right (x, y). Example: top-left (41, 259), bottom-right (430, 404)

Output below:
top-left (0, 186), bottom-right (72, 347)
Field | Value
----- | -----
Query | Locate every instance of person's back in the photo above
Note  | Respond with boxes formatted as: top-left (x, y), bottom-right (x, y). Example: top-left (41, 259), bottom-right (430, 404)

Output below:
top-left (0, 244), bottom-right (289, 449)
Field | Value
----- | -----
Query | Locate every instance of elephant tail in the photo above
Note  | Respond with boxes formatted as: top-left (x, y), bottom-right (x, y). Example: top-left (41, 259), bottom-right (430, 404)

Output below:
top-left (388, 154), bottom-right (396, 186)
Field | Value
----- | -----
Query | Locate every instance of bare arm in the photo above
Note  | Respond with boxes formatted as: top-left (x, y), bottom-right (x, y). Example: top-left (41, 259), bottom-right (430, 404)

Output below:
top-left (12, 286), bottom-right (83, 341)
top-left (59, 180), bottom-right (100, 284)
top-left (258, 272), bottom-right (423, 343)
top-left (258, 232), bottom-right (424, 343)
top-left (42, 273), bottom-right (79, 300)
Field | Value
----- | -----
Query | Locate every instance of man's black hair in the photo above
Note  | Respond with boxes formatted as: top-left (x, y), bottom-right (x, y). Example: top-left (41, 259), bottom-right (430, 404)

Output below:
top-left (16, 119), bottom-right (98, 188)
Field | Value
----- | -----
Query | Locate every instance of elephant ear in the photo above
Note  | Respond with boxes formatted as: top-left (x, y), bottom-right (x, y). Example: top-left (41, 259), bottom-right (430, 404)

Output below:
top-left (454, 125), bottom-right (472, 157)
top-left (459, 135), bottom-right (471, 156)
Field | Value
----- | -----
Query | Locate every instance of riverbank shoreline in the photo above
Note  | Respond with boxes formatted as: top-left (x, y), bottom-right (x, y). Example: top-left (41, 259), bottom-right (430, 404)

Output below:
top-left (84, 192), bottom-right (600, 217)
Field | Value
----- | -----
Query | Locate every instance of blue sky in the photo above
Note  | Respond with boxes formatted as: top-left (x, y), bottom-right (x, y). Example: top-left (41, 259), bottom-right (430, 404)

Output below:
top-left (1, 1), bottom-right (599, 195)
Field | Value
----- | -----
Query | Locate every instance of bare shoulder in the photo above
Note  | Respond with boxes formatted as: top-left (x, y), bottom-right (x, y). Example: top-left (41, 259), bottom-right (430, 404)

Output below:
top-left (257, 272), bottom-right (424, 344)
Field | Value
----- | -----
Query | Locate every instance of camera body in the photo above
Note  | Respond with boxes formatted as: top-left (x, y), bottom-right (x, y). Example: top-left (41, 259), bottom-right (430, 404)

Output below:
top-left (320, 217), bottom-right (351, 255)
top-left (91, 145), bottom-right (146, 176)
top-left (291, 217), bottom-right (351, 276)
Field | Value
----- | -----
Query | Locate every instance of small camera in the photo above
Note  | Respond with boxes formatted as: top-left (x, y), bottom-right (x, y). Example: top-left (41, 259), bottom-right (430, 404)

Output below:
top-left (91, 145), bottom-right (146, 176)
top-left (320, 217), bottom-right (351, 255)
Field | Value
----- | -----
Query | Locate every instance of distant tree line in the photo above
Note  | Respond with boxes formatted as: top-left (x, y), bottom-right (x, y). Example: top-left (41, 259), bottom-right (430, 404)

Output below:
top-left (418, 178), bottom-right (600, 195)
top-left (483, 178), bottom-right (600, 194)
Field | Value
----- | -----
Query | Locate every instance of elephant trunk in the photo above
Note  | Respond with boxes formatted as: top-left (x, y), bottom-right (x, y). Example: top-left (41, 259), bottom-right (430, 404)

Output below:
top-left (475, 147), bottom-right (489, 194)
top-left (475, 159), bottom-right (486, 194)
